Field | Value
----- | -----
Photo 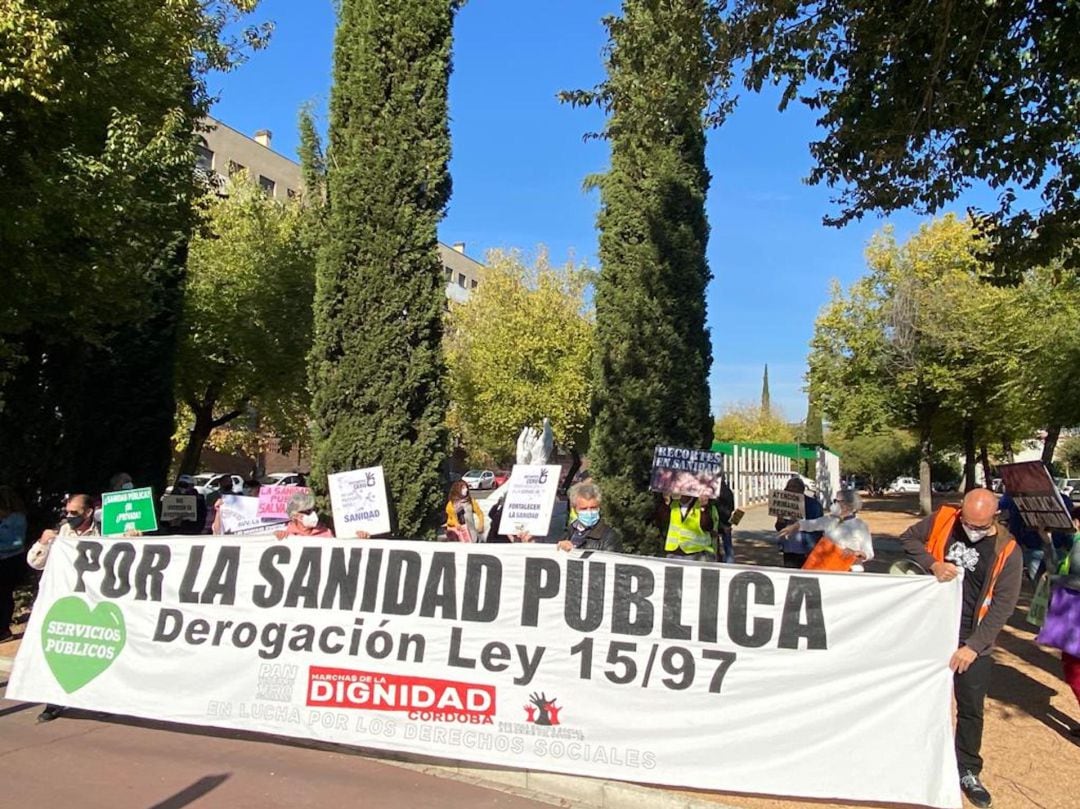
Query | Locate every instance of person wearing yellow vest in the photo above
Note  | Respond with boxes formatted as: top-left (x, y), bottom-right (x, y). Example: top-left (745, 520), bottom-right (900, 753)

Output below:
top-left (657, 494), bottom-right (717, 561)
top-left (899, 488), bottom-right (1021, 809)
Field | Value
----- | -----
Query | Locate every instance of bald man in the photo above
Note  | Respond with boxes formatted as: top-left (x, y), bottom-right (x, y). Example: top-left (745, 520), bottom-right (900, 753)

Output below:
top-left (900, 488), bottom-right (1021, 809)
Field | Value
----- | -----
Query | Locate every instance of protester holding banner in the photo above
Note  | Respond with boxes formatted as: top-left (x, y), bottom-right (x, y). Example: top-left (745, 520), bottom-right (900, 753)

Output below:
top-left (26, 494), bottom-right (99, 570)
top-left (0, 485), bottom-right (28, 642)
top-left (1035, 506), bottom-right (1080, 737)
top-left (557, 481), bottom-right (621, 552)
top-left (658, 494), bottom-right (717, 561)
top-left (899, 488), bottom-right (1021, 809)
top-left (778, 489), bottom-right (870, 571)
top-left (445, 481), bottom-right (484, 542)
top-left (273, 492), bottom-right (334, 539)
top-left (773, 477), bottom-right (824, 568)
top-left (714, 478), bottom-right (737, 563)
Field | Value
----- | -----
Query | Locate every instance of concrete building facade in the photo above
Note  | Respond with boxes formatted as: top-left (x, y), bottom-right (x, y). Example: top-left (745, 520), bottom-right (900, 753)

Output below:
top-left (198, 116), bottom-right (485, 301)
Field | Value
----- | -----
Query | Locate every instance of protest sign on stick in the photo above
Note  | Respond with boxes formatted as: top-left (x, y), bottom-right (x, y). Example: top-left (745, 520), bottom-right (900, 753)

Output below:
top-left (649, 446), bottom-right (726, 498)
top-left (498, 465), bottom-right (561, 537)
top-left (997, 461), bottom-right (1073, 531)
top-left (160, 495), bottom-right (197, 523)
top-left (328, 467), bottom-right (391, 536)
top-left (768, 490), bottom-right (805, 521)
top-left (257, 486), bottom-right (312, 521)
top-left (218, 494), bottom-right (285, 535)
top-left (101, 487), bottom-right (158, 536)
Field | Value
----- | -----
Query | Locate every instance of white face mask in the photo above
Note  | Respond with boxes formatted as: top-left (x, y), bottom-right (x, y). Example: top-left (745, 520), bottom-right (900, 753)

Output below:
top-left (963, 525), bottom-right (991, 542)
top-left (829, 502), bottom-right (842, 517)
top-left (121, 482), bottom-right (134, 491)
top-left (301, 511), bottom-right (319, 529)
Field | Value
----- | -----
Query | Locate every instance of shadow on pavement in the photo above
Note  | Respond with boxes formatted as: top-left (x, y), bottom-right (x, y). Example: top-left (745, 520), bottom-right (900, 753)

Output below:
top-left (148, 774), bottom-right (230, 809)
top-left (0, 700), bottom-right (36, 719)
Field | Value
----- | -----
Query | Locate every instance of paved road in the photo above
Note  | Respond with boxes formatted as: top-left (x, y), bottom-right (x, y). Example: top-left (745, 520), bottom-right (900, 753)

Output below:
top-left (0, 679), bottom-right (554, 809)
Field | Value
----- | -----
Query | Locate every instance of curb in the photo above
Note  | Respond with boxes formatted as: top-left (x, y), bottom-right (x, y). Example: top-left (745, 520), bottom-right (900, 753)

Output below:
top-left (371, 752), bottom-right (742, 809)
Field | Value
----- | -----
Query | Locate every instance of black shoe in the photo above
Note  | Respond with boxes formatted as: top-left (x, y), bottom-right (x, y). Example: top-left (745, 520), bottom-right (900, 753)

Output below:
top-left (36, 705), bottom-right (65, 723)
top-left (0, 628), bottom-right (12, 642)
top-left (959, 771), bottom-right (992, 808)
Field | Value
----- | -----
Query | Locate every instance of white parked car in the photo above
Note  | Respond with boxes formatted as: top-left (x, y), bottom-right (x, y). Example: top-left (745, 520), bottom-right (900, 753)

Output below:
top-left (887, 476), bottom-right (920, 494)
top-left (264, 472), bottom-right (306, 487)
top-left (461, 469), bottom-right (496, 490)
top-left (193, 473), bottom-right (245, 496)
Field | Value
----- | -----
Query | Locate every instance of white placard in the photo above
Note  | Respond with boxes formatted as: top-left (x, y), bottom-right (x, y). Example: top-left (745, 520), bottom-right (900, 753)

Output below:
top-left (8, 538), bottom-right (963, 808)
top-left (328, 466), bottom-right (391, 537)
top-left (219, 495), bottom-right (284, 535)
top-left (161, 494), bottom-right (197, 522)
top-left (498, 464), bottom-right (561, 537)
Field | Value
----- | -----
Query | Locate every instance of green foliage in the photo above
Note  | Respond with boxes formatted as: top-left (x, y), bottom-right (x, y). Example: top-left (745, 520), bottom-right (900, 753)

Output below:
top-left (713, 403), bottom-right (794, 444)
top-left (1059, 436), bottom-right (1080, 477)
top-left (725, 0), bottom-right (1080, 272)
top-left (760, 364), bottom-right (771, 415)
top-left (0, 1), bottom-right (266, 518)
top-left (802, 398), bottom-right (823, 445)
top-left (569, 1), bottom-right (716, 554)
top-left (826, 430), bottom-right (918, 492)
top-left (445, 249), bottom-right (595, 465)
top-left (310, 0), bottom-right (455, 536)
top-left (174, 175), bottom-right (315, 474)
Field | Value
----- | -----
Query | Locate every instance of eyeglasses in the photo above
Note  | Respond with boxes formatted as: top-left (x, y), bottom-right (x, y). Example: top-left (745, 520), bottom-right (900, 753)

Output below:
top-left (962, 519), bottom-right (994, 532)
top-left (64, 510), bottom-right (84, 518)
top-left (296, 508), bottom-right (314, 516)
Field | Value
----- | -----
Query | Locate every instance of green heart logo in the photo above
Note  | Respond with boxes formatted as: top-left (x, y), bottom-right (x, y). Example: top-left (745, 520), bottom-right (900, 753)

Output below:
top-left (41, 597), bottom-right (126, 693)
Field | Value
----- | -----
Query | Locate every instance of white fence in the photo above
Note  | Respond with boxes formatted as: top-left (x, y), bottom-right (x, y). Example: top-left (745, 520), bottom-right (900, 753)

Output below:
top-left (727, 445), bottom-right (842, 510)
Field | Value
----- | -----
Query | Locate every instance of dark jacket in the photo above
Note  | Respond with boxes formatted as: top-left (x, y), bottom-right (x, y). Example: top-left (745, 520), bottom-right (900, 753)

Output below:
top-left (562, 519), bottom-right (622, 553)
top-left (899, 510), bottom-right (1023, 656)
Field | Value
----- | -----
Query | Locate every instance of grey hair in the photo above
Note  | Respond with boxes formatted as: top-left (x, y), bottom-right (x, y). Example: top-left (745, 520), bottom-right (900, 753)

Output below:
top-left (286, 491), bottom-right (316, 517)
top-left (835, 488), bottom-right (862, 512)
top-left (569, 481), bottom-right (601, 505)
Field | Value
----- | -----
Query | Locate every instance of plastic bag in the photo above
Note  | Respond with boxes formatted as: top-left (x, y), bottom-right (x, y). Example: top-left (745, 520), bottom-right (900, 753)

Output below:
top-left (1027, 573), bottom-right (1051, 627)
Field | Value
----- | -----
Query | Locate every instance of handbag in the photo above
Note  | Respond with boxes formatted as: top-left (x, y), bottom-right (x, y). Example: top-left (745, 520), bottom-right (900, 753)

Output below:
top-left (1027, 573), bottom-right (1051, 627)
top-left (802, 536), bottom-right (858, 572)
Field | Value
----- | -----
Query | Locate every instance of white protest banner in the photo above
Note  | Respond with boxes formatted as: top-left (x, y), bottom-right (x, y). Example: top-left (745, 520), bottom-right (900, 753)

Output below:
top-left (997, 461), bottom-right (1073, 531)
top-left (498, 464), bottom-right (561, 537)
top-left (258, 485), bottom-right (311, 521)
top-left (161, 495), bottom-right (197, 522)
top-left (328, 467), bottom-right (391, 537)
top-left (649, 446), bottom-right (726, 498)
top-left (768, 490), bottom-right (805, 521)
top-left (8, 537), bottom-right (962, 808)
top-left (219, 495), bottom-right (285, 535)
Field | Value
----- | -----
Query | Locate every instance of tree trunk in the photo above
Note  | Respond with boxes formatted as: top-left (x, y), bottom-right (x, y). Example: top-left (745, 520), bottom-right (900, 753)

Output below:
top-left (1043, 424), bottom-right (1062, 469)
top-left (963, 419), bottom-right (977, 492)
top-left (177, 404), bottom-right (214, 477)
top-left (919, 423), bottom-right (934, 516)
top-left (1001, 436), bottom-right (1015, 464)
top-left (980, 444), bottom-right (993, 491)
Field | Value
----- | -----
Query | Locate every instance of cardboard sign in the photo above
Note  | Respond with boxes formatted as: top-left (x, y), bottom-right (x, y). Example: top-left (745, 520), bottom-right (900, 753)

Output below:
top-left (998, 461), bottom-right (1073, 531)
top-left (649, 446), bottom-right (726, 498)
top-left (257, 485), bottom-right (311, 521)
top-left (328, 467), bottom-right (391, 537)
top-left (218, 495), bottom-right (285, 535)
top-left (768, 490), bottom-right (806, 521)
top-left (161, 494), bottom-right (197, 523)
top-left (498, 464), bottom-right (561, 536)
top-left (100, 487), bottom-right (158, 537)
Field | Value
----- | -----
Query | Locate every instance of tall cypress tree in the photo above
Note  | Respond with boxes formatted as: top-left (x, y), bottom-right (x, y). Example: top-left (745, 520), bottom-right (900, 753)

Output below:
top-left (310, 0), bottom-right (456, 535)
top-left (579, 1), bottom-right (718, 554)
top-left (761, 364), bottom-right (771, 415)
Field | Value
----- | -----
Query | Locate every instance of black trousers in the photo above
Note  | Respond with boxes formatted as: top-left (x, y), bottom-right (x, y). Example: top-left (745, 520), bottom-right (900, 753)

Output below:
top-left (0, 553), bottom-right (26, 633)
top-left (781, 552), bottom-right (807, 569)
top-left (955, 652), bottom-right (993, 775)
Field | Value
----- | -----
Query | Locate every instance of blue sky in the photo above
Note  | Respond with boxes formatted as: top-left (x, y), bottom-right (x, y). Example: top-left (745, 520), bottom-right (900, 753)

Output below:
top-left (210, 0), bottom-right (990, 422)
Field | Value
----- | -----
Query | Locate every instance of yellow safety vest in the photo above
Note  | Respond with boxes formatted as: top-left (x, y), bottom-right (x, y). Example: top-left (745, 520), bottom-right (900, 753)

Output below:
top-left (665, 502), bottom-right (716, 555)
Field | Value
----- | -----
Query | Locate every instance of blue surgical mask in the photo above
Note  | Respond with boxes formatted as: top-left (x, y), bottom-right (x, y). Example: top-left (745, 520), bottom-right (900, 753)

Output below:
top-left (577, 508), bottom-right (600, 528)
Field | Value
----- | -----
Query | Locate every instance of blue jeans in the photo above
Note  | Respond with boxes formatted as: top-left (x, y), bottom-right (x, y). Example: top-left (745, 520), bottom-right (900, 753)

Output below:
top-left (1021, 547), bottom-right (1044, 581)
top-left (720, 528), bottom-right (734, 563)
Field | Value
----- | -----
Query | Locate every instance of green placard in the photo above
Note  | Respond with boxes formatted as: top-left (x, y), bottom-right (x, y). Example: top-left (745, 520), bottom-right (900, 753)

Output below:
top-left (100, 486), bottom-right (158, 536)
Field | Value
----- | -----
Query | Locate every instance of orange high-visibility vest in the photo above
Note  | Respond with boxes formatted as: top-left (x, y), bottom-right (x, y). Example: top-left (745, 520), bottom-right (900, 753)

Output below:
top-left (925, 505), bottom-right (1017, 622)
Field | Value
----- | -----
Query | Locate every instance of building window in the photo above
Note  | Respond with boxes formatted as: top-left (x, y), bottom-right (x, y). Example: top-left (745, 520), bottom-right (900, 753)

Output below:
top-left (228, 160), bottom-right (246, 178)
top-left (444, 267), bottom-right (452, 281)
top-left (471, 279), bottom-right (478, 290)
top-left (195, 140), bottom-right (214, 172)
top-left (458, 273), bottom-right (466, 288)
top-left (259, 175), bottom-right (276, 196)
